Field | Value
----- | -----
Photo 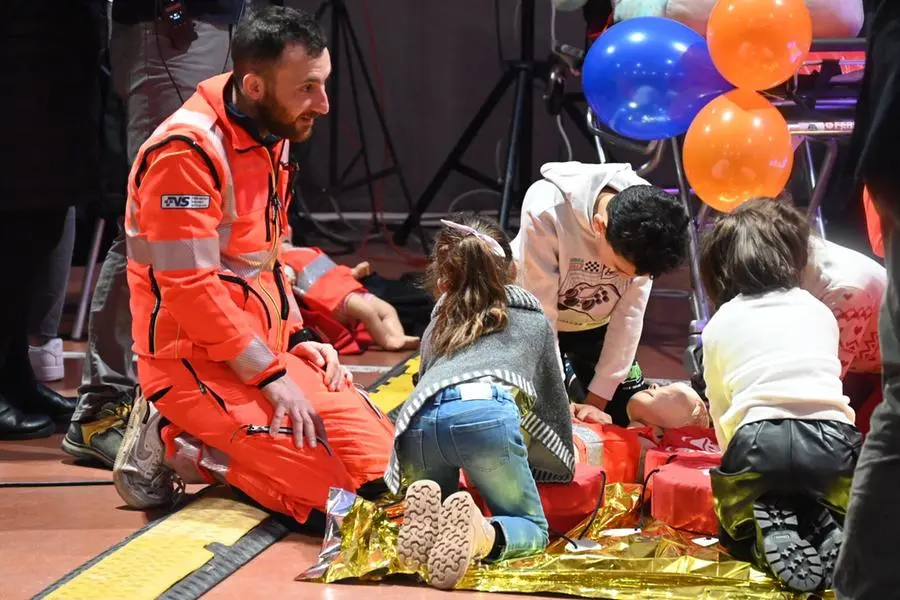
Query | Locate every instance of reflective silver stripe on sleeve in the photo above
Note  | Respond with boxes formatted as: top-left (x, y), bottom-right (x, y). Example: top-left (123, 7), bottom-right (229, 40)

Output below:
top-left (228, 336), bottom-right (278, 383)
top-left (294, 254), bottom-right (338, 293)
top-left (126, 235), bottom-right (219, 271)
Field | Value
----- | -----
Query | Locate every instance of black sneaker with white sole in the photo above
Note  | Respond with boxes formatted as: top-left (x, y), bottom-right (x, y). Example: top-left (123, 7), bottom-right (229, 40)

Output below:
top-left (753, 500), bottom-right (824, 592)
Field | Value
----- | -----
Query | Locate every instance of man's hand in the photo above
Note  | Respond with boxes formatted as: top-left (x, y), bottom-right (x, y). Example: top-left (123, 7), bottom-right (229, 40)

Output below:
top-left (584, 391), bottom-right (610, 411)
top-left (290, 341), bottom-right (351, 391)
top-left (343, 293), bottom-right (419, 351)
top-left (260, 376), bottom-right (326, 449)
top-left (570, 403), bottom-right (612, 424)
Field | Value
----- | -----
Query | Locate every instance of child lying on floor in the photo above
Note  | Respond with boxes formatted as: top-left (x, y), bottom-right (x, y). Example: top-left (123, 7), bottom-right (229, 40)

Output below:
top-left (699, 198), bottom-right (860, 593)
top-left (385, 216), bottom-right (575, 590)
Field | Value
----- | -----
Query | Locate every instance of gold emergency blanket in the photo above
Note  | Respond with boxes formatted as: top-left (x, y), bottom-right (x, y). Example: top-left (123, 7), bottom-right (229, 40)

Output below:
top-left (298, 484), bottom-right (833, 599)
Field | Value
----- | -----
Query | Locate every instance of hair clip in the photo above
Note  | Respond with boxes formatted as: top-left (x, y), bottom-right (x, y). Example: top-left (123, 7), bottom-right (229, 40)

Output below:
top-left (440, 219), bottom-right (506, 258)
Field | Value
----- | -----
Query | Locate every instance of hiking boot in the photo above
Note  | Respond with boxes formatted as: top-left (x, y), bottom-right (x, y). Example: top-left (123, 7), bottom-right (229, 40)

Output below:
top-left (801, 505), bottom-right (842, 590)
top-left (754, 500), bottom-right (824, 592)
top-left (113, 391), bottom-right (180, 510)
top-left (61, 400), bottom-right (131, 468)
top-left (398, 480), bottom-right (442, 571)
top-left (427, 491), bottom-right (497, 590)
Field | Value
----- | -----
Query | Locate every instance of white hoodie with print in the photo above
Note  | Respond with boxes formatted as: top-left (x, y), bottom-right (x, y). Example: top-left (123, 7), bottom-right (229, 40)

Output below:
top-left (510, 162), bottom-right (653, 400)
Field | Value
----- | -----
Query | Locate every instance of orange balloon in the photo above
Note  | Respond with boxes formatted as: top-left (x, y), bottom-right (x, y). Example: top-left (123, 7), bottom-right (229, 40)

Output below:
top-left (707, 0), bottom-right (812, 91)
top-left (683, 89), bottom-right (794, 212)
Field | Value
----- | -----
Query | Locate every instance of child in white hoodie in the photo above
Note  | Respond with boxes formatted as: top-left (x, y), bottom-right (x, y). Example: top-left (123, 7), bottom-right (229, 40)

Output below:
top-left (511, 162), bottom-right (690, 426)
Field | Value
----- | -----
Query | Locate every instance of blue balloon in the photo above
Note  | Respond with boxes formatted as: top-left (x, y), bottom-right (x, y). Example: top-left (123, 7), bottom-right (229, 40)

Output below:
top-left (582, 17), bottom-right (733, 141)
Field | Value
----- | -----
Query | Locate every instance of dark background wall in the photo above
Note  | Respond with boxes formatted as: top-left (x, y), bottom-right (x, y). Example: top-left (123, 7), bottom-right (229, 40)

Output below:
top-left (73, 0), bottom-right (871, 262)
top-left (287, 0), bottom-right (608, 215)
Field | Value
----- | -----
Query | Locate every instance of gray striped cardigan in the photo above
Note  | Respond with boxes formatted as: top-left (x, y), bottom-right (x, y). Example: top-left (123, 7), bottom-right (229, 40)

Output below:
top-left (384, 285), bottom-right (575, 493)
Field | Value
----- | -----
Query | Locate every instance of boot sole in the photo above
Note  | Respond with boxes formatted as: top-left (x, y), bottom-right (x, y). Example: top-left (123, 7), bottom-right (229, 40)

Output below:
top-left (397, 480), bottom-right (441, 571)
top-left (112, 395), bottom-right (149, 507)
top-left (0, 421), bottom-right (55, 441)
top-left (428, 492), bottom-right (477, 590)
top-left (804, 507), bottom-right (842, 590)
top-left (754, 504), bottom-right (824, 592)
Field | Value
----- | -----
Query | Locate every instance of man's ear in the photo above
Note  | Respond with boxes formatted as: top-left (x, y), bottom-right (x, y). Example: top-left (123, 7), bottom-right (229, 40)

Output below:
top-left (240, 72), bottom-right (266, 102)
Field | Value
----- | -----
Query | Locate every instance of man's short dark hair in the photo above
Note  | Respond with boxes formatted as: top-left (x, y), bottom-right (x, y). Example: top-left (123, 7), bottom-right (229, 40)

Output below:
top-left (231, 6), bottom-right (327, 79)
top-left (699, 197), bottom-right (810, 308)
top-left (605, 185), bottom-right (690, 278)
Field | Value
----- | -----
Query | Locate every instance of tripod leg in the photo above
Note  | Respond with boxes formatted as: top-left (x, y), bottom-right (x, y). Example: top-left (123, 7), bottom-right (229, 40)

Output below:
top-left (341, 14), bottom-right (429, 250)
top-left (394, 68), bottom-right (518, 246)
top-left (340, 19), bottom-right (381, 235)
top-left (499, 66), bottom-right (533, 232)
top-left (323, 2), bottom-right (341, 188)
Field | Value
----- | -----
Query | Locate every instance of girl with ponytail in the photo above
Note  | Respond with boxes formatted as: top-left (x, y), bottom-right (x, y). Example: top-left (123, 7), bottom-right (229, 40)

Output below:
top-left (384, 215), bottom-right (575, 590)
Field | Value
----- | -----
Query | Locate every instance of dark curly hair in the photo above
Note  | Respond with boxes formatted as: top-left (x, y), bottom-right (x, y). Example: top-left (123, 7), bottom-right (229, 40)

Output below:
top-left (699, 197), bottom-right (810, 308)
top-left (232, 6), bottom-right (327, 80)
top-left (605, 185), bottom-right (690, 278)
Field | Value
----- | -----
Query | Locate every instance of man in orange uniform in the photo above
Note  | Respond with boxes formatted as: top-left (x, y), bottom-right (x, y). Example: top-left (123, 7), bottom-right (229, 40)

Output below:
top-left (112, 5), bottom-right (394, 524)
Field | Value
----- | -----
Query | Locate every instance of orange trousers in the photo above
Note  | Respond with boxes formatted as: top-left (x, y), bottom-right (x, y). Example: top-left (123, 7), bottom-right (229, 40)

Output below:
top-left (138, 353), bottom-right (394, 524)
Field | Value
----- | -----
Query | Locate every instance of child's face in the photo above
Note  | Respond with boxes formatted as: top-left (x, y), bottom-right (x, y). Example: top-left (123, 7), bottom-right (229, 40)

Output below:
top-left (592, 191), bottom-right (638, 278)
top-left (630, 382), bottom-right (710, 429)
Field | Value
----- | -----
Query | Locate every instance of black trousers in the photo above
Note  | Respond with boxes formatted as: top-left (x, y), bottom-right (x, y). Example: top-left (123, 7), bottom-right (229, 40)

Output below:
top-left (835, 227), bottom-right (900, 599)
top-left (711, 418), bottom-right (861, 565)
top-left (0, 209), bottom-right (70, 403)
top-left (558, 325), bottom-right (649, 426)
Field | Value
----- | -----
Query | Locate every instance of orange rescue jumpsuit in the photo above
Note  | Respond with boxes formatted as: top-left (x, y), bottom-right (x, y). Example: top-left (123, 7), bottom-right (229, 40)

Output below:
top-left (124, 73), bottom-right (393, 523)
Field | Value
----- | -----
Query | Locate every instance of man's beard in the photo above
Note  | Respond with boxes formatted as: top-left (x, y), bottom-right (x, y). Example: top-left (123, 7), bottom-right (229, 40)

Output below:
top-left (255, 92), bottom-right (316, 142)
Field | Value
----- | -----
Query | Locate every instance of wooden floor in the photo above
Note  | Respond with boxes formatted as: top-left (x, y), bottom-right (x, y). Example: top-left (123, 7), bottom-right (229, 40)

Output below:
top-left (0, 245), bottom-right (695, 599)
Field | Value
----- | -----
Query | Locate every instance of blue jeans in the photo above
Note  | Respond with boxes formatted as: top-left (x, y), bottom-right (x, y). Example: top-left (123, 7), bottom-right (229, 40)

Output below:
top-left (397, 382), bottom-right (549, 561)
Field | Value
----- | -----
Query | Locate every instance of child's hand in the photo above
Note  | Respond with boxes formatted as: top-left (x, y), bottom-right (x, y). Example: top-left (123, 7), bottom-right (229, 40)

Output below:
top-left (570, 403), bottom-right (612, 424)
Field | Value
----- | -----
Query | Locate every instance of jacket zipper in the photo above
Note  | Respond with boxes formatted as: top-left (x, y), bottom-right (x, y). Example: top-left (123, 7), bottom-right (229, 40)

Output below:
top-left (218, 274), bottom-right (272, 329)
top-left (243, 425), bottom-right (334, 456)
top-left (148, 268), bottom-right (162, 354)
top-left (182, 359), bottom-right (227, 410)
top-left (264, 176), bottom-right (273, 243)
top-left (273, 261), bottom-right (290, 320)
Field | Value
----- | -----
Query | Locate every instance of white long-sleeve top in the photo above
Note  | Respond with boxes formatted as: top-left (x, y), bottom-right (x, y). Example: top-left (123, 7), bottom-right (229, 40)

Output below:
top-left (510, 162), bottom-right (653, 399)
top-left (801, 237), bottom-right (886, 375)
top-left (701, 288), bottom-right (856, 450)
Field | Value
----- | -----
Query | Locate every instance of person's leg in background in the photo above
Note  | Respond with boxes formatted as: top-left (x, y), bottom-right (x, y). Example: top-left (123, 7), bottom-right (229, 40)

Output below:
top-left (28, 206), bottom-right (77, 383)
top-left (834, 226), bottom-right (900, 598)
top-left (0, 210), bottom-right (73, 439)
top-left (63, 16), bottom-right (236, 467)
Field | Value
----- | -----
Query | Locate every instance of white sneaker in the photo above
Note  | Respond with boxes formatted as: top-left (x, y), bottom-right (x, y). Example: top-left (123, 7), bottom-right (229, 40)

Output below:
top-left (28, 338), bottom-right (64, 382)
top-left (113, 391), bottom-right (180, 510)
top-left (427, 491), bottom-right (497, 590)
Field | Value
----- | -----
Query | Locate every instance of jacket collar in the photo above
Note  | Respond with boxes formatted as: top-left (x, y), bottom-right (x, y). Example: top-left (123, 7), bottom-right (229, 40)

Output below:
top-left (195, 73), bottom-right (280, 152)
